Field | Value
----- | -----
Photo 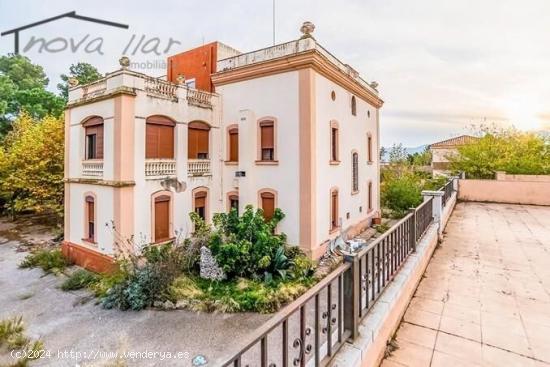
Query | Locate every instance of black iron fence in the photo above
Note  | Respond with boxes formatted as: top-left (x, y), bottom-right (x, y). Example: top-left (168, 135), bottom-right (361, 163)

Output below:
top-left (221, 179), bottom-right (455, 367)
top-left (440, 180), bottom-right (454, 208)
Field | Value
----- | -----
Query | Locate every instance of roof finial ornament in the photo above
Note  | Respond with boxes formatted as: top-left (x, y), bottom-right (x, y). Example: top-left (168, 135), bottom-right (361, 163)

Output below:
top-left (370, 81), bottom-right (379, 90)
top-left (119, 56), bottom-right (130, 70)
top-left (300, 21), bottom-right (316, 39)
top-left (68, 77), bottom-right (79, 88)
top-left (176, 74), bottom-right (186, 85)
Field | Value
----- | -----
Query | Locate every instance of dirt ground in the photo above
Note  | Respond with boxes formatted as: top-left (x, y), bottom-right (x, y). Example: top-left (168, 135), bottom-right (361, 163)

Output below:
top-left (0, 216), bottom-right (270, 367)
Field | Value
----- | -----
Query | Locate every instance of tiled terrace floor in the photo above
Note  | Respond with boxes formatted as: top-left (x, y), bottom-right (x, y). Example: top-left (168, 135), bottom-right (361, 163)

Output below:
top-left (382, 202), bottom-right (550, 367)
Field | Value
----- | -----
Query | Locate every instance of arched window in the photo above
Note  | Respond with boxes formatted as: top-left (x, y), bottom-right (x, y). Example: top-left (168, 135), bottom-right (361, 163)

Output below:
top-left (367, 134), bottom-right (373, 163)
top-left (146, 115), bottom-right (175, 159)
top-left (227, 192), bottom-right (239, 214)
top-left (83, 116), bottom-right (104, 160)
top-left (330, 120), bottom-right (339, 163)
top-left (193, 188), bottom-right (208, 221)
top-left (228, 126), bottom-right (238, 162)
top-left (330, 188), bottom-right (339, 231)
top-left (351, 96), bottom-right (357, 116)
top-left (352, 152), bottom-right (359, 193)
top-left (85, 195), bottom-right (95, 242)
top-left (258, 119), bottom-right (275, 161)
top-left (259, 190), bottom-right (276, 221)
top-left (188, 121), bottom-right (210, 159)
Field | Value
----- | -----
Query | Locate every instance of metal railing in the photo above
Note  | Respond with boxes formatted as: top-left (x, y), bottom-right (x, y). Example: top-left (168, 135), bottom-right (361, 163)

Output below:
top-left (188, 159), bottom-right (211, 176)
top-left (221, 179), bottom-right (456, 366)
top-left (415, 198), bottom-right (434, 242)
top-left (440, 180), bottom-right (454, 208)
top-left (145, 159), bottom-right (176, 177)
top-left (354, 212), bottom-right (416, 320)
top-left (81, 160), bottom-right (104, 177)
top-left (222, 262), bottom-right (352, 367)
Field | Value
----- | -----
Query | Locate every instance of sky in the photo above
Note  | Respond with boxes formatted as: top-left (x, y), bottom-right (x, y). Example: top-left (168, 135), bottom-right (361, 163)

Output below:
top-left (1, 0), bottom-right (549, 147)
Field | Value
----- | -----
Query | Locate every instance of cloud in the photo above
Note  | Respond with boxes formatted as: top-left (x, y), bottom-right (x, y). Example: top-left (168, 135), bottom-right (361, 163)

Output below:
top-left (1, 0), bottom-right (548, 147)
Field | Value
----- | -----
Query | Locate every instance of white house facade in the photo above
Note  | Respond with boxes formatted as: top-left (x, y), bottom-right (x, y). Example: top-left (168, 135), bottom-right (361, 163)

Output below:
top-left (62, 24), bottom-right (384, 271)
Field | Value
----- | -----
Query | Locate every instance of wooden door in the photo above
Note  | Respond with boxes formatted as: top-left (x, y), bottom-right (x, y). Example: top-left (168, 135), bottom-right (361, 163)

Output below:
top-left (155, 197), bottom-right (170, 241)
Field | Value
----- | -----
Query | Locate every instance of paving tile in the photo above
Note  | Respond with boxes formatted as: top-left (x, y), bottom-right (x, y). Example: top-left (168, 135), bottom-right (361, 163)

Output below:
top-left (407, 296), bottom-right (444, 315)
top-left (442, 303), bottom-right (481, 324)
top-left (394, 322), bottom-right (437, 349)
top-left (434, 332), bottom-right (482, 364)
top-left (386, 340), bottom-right (433, 367)
top-left (431, 350), bottom-right (481, 367)
top-left (482, 344), bottom-right (537, 367)
top-left (403, 308), bottom-right (441, 330)
top-left (481, 321), bottom-right (533, 357)
top-left (439, 315), bottom-right (481, 342)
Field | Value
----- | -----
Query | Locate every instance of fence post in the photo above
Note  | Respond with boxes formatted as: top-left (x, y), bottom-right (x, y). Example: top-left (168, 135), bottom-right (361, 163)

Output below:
top-left (421, 190), bottom-right (444, 238)
top-left (343, 254), bottom-right (360, 340)
top-left (408, 208), bottom-right (417, 252)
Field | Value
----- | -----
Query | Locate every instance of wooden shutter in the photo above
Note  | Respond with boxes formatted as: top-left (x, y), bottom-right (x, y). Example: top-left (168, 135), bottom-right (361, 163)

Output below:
top-left (195, 191), bottom-right (206, 208)
top-left (260, 123), bottom-right (274, 149)
top-left (331, 128), bottom-right (338, 161)
top-left (155, 196), bottom-right (170, 241)
top-left (188, 122), bottom-right (210, 159)
top-left (331, 191), bottom-right (338, 228)
top-left (229, 130), bottom-right (238, 161)
top-left (158, 125), bottom-right (174, 159)
top-left (146, 123), bottom-right (159, 159)
top-left (197, 130), bottom-right (209, 157)
top-left (261, 193), bottom-right (275, 221)
top-left (146, 116), bottom-right (175, 159)
top-left (368, 136), bottom-right (372, 162)
top-left (96, 124), bottom-right (104, 159)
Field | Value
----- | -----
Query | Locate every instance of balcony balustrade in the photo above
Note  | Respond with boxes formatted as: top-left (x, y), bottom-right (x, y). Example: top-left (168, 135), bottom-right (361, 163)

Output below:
top-left (188, 159), bottom-right (211, 176)
top-left (82, 160), bottom-right (104, 177)
top-left (145, 159), bottom-right (176, 177)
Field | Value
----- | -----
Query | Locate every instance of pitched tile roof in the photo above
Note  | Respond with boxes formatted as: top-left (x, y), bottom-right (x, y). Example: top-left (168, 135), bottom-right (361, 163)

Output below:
top-left (429, 135), bottom-right (479, 148)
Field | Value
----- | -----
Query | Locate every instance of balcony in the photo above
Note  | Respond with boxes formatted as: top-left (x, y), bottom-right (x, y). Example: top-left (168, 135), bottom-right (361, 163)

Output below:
top-left (145, 160), bottom-right (176, 177)
top-left (188, 159), bottom-right (211, 176)
top-left (144, 77), bottom-right (178, 101)
top-left (82, 160), bottom-right (104, 177)
top-left (186, 89), bottom-right (213, 109)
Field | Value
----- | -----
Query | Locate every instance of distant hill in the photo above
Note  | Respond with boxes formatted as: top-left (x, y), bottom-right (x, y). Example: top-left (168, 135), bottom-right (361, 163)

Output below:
top-left (381, 144), bottom-right (428, 162)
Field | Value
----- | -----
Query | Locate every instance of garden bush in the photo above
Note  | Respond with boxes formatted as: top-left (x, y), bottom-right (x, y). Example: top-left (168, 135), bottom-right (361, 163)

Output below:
top-left (381, 174), bottom-right (423, 218)
top-left (19, 248), bottom-right (69, 274)
top-left (0, 316), bottom-right (44, 367)
top-left (61, 269), bottom-right (99, 291)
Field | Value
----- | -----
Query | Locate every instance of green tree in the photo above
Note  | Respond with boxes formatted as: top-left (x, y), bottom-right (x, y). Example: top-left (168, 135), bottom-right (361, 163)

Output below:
top-left (388, 143), bottom-right (408, 164)
top-left (58, 62), bottom-right (103, 101)
top-left (0, 55), bottom-right (64, 137)
top-left (407, 147), bottom-right (432, 166)
top-left (449, 126), bottom-right (550, 178)
top-left (0, 113), bottom-right (64, 221)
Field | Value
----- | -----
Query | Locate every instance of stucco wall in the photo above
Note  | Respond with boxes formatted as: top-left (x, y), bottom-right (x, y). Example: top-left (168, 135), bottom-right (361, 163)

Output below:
top-left (458, 179), bottom-right (550, 206)
top-left (216, 72), bottom-right (301, 244)
top-left (314, 72), bottom-right (380, 252)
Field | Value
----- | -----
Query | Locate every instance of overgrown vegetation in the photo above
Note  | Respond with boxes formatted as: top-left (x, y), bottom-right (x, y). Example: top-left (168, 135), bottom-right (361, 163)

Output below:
top-left (63, 207), bottom-right (318, 313)
top-left (381, 167), bottom-right (446, 218)
top-left (449, 126), bottom-right (550, 178)
top-left (19, 248), bottom-right (69, 274)
top-left (61, 269), bottom-right (99, 291)
top-left (0, 316), bottom-right (44, 367)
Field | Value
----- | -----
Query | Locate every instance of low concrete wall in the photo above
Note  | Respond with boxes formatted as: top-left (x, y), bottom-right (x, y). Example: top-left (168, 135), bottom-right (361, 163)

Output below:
top-left (458, 179), bottom-right (550, 206)
top-left (331, 192), bottom-right (457, 367)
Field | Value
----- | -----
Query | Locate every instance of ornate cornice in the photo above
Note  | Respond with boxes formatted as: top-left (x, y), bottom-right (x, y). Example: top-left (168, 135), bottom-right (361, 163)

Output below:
top-left (212, 50), bottom-right (384, 108)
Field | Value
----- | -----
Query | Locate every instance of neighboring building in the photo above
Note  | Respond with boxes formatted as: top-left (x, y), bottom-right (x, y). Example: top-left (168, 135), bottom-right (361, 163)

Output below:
top-left (429, 135), bottom-right (478, 176)
top-left (62, 23), bottom-right (383, 271)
